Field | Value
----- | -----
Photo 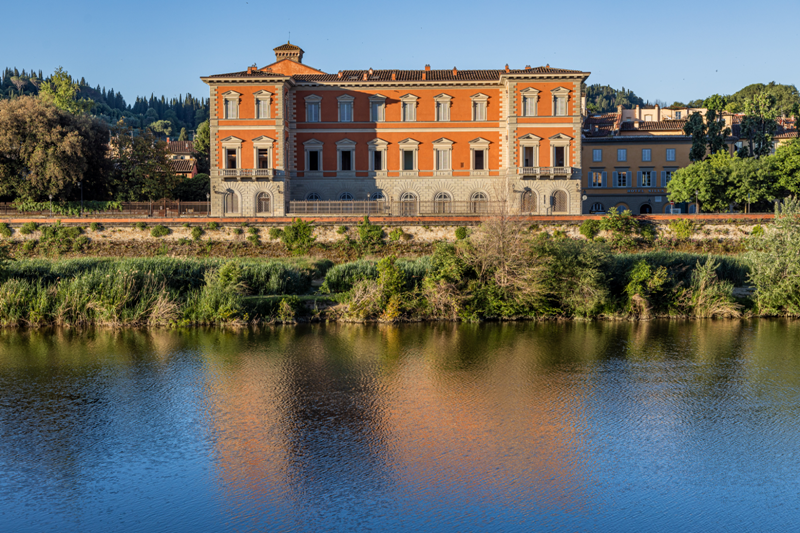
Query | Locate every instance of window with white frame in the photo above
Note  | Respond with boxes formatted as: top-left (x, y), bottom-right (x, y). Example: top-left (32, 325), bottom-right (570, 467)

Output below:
top-left (675, 111), bottom-right (682, 119)
top-left (336, 139), bottom-right (356, 172)
top-left (220, 136), bottom-right (242, 169)
top-left (592, 149), bottom-right (602, 162)
top-left (398, 138), bottom-right (419, 171)
top-left (471, 93), bottom-right (489, 121)
top-left (254, 90), bottom-right (272, 119)
top-left (666, 148), bottom-right (676, 161)
top-left (400, 94), bottom-right (418, 122)
top-left (470, 138), bottom-right (490, 172)
top-left (551, 87), bottom-right (570, 116)
top-left (304, 139), bottom-right (323, 172)
top-left (640, 170), bottom-right (654, 187)
top-left (615, 171), bottom-right (629, 187)
top-left (368, 138), bottom-right (388, 172)
top-left (549, 133), bottom-right (571, 168)
top-left (434, 94), bottom-right (452, 122)
top-left (252, 136), bottom-right (274, 171)
top-left (369, 94), bottom-right (386, 122)
top-left (337, 95), bottom-right (354, 122)
top-left (305, 94), bottom-right (321, 122)
top-left (222, 91), bottom-right (240, 119)
top-left (518, 134), bottom-right (541, 168)
top-left (642, 148), bottom-right (652, 162)
top-left (521, 87), bottom-right (539, 117)
top-left (617, 148), bottom-right (627, 162)
top-left (433, 138), bottom-right (453, 171)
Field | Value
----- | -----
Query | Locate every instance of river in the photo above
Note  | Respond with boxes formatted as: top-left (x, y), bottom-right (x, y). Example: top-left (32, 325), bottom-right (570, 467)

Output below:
top-left (1, 321), bottom-right (799, 532)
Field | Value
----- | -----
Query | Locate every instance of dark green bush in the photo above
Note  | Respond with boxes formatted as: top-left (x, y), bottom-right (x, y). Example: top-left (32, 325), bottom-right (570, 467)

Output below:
top-left (206, 221), bottom-right (219, 231)
top-left (191, 226), bottom-right (204, 241)
top-left (0, 224), bottom-right (12, 238)
top-left (455, 227), bottom-right (468, 240)
top-left (19, 223), bottom-right (39, 235)
top-left (134, 222), bottom-right (147, 231)
top-left (579, 219), bottom-right (600, 240)
top-left (281, 219), bottom-right (315, 254)
top-left (150, 225), bottom-right (170, 238)
top-left (89, 222), bottom-right (102, 232)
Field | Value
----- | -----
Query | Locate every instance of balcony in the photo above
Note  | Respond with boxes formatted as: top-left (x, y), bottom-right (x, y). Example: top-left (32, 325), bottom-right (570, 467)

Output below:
top-left (213, 168), bottom-right (275, 179)
top-left (519, 166), bottom-right (579, 178)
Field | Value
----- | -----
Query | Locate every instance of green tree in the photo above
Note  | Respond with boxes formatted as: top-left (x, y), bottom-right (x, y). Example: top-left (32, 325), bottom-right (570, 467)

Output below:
top-left (728, 156), bottom-right (777, 210)
top-left (38, 67), bottom-right (93, 114)
top-left (9, 75), bottom-right (28, 95)
top-left (773, 138), bottom-right (800, 196)
top-left (178, 127), bottom-right (187, 141)
top-left (174, 173), bottom-right (209, 201)
top-left (109, 123), bottom-right (179, 201)
top-left (738, 90), bottom-right (779, 159)
top-left (684, 107), bottom-right (731, 162)
top-left (192, 119), bottom-right (210, 173)
top-left (149, 120), bottom-right (172, 137)
top-left (728, 82), bottom-right (800, 117)
top-left (0, 96), bottom-right (109, 201)
top-left (667, 151), bottom-right (735, 212)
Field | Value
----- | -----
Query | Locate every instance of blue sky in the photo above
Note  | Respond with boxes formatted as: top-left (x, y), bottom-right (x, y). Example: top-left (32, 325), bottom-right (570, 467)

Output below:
top-left (7, 0), bottom-right (799, 106)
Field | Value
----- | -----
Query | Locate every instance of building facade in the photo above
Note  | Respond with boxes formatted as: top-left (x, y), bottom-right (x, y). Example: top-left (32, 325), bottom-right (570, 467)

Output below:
top-left (201, 43), bottom-right (590, 217)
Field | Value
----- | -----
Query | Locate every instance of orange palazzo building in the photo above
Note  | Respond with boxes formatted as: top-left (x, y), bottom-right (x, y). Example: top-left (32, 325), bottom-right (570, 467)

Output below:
top-left (201, 43), bottom-right (590, 217)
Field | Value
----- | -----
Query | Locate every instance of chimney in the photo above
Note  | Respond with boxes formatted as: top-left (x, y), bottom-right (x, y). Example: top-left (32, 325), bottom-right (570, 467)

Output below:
top-left (422, 71), bottom-right (426, 81)
top-left (655, 103), bottom-right (661, 121)
top-left (363, 72), bottom-right (368, 81)
top-left (546, 63), bottom-right (550, 68)
top-left (424, 64), bottom-right (431, 71)
top-left (166, 137), bottom-right (170, 143)
top-left (525, 65), bottom-right (531, 70)
top-left (368, 67), bottom-right (373, 75)
top-left (337, 71), bottom-right (343, 79)
top-left (504, 64), bottom-right (510, 73)
top-left (247, 66), bottom-right (254, 74)
top-left (391, 71), bottom-right (396, 81)
top-left (452, 67), bottom-right (457, 76)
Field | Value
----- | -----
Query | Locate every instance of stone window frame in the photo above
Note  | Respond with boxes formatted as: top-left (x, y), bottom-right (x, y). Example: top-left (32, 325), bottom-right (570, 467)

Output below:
top-left (371, 191), bottom-right (386, 201)
top-left (369, 94), bottom-right (387, 122)
top-left (336, 138), bottom-right (356, 173)
top-left (255, 191), bottom-right (272, 215)
top-left (471, 93), bottom-right (489, 121)
top-left (400, 94), bottom-right (418, 122)
top-left (305, 94), bottom-right (322, 123)
top-left (549, 133), bottom-right (572, 168)
top-left (303, 138), bottom-right (323, 174)
top-left (551, 189), bottom-right (570, 213)
top-left (518, 134), bottom-right (541, 168)
top-left (254, 90), bottom-right (272, 119)
top-left (520, 87), bottom-right (539, 117)
top-left (222, 91), bottom-right (241, 119)
top-left (550, 86), bottom-right (570, 117)
top-left (337, 94), bottom-right (355, 123)
top-left (220, 136), bottom-right (243, 170)
top-left (434, 93), bottom-right (452, 122)
top-left (432, 138), bottom-right (454, 174)
top-left (252, 136), bottom-right (274, 170)
top-left (222, 188), bottom-right (241, 215)
top-left (469, 137), bottom-right (491, 174)
top-left (398, 138), bottom-right (420, 175)
top-left (642, 148), bottom-right (652, 162)
top-left (367, 138), bottom-right (388, 174)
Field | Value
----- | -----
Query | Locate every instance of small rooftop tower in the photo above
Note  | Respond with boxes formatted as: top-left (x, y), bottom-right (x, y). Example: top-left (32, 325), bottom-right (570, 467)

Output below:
top-left (273, 42), bottom-right (304, 63)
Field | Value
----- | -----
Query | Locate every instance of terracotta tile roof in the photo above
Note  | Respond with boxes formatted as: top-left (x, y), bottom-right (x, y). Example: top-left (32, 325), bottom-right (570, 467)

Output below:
top-left (168, 159), bottom-right (196, 174)
top-left (583, 113), bottom-right (621, 137)
top-left (621, 119), bottom-right (688, 132)
top-left (167, 141), bottom-right (194, 154)
top-left (293, 66), bottom-right (586, 83)
top-left (274, 43), bottom-right (302, 51)
top-left (205, 70), bottom-right (288, 79)
top-left (775, 127), bottom-right (798, 139)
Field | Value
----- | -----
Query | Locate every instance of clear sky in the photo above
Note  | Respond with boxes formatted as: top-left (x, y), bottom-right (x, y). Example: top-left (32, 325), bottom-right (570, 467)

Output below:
top-left (6, 0), bottom-right (799, 106)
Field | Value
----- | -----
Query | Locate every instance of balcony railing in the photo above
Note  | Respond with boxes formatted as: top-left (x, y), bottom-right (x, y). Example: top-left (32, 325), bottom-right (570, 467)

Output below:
top-left (288, 200), bottom-right (509, 217)
top-left (519, 166), bottom-right (578, 177)
top-left (213, 168), bottom-right (275, 178)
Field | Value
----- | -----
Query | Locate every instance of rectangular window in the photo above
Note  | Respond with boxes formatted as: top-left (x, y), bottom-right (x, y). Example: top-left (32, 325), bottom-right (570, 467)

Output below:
top-left (555, 97), bottom-right (567, 116)
top-left (675, 111), bottom-right (682, 119)
top-left (617, 149), bottom-right (627, 162)
top-left (523, 146), bottom-right (536, 167)
top-left (666, 148), bottom-right (676, 161)
top-left (645, 115), bottom-right (653, 122)
top-left (370, 102), bottom-right (384, 122)
top-left (591, 171), bottom-right (603, 188)
top-left (473, 102), bottom-right (486, 121)
top-left (616, 171), bottom-right (628, 187)
top-left (308, 150), bottom-right (320, 171)
top-left (257, 100), bottom-right (269, 119)
top-left (592, 149), bottom-right (602, 162)
top-left (402, 102), bottom-right (415, 122)
top-left (642, 149), bottom-right (652, 162)
top-left (435, 149), bottom-right (450, 170)
top-left (224, 99), bottom-right (238, 119)
top-left (257, 149), bottom-right (270, 169)
top-left (307, 102), bottom-right (320, 122)
top-left (523, 96), bottom-right (536, 117)
top-left (373, 150), bottom-right (383, 171)
top-left (435, 102), bottom-right (449, 122)
top-left (554, 146), bottom-right (565, 167)
top-left (340, 150), bottom-right (352, 171)
top-left (664, 171), bottom-right (673, 185)
top-left (402, 150), bottom-right (414, 170)
top-left (474, 150), bottom-right (485, 170)
top-left (226, 148), bottom-right (237, 169)
top-left (641, 170), bottom-right (653, 187)
top-left (339, 102), bottom-right (352, 122)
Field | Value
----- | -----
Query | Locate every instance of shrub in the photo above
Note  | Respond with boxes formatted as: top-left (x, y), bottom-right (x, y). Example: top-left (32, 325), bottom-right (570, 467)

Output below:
top-left (248, 227), bottom-right (259, 236)
top-left (337, 225), bottom-right (348, 235)
top-left (669, 219), bottom-right (695, 239)
top-left (150, 225), bottom-right (170, 238)
top-left (177, 238), bottom-right (189, 246)
top-left (22, 240), bottom-right (36, 253)
top-left (357, 216), bottom-right (384, 252)
top-left (639, 223), bottom-right (657, 242)
top-left (280, 219), bottom-right (315, 254)
top-left (320, 259), bottom-right (379, 293)
top-left (134, 222), bottom-right (147, 231)
top-left (751, 224), bottom-right (764, 237)
top-left (600, 207), bottom-right (639, 236)
top-left (89, 222), bottom-right (102, 232)
top-left (268, 227), bottom-right (283, 240)
top-left (20, 222), bottom-right (39, 235)
top-left (455, 227), bottom-right (468, 240)
top-left (206, 221), bottom-right (219, 231)
top-left (625, 260), bottom-right (668, 317)
top-left (0, 224), bottom-right (11, 238)
top-left (182, 222), bottom-right (191, 228)
top-left (232, 228), bottom-right (243, 236)
top-left (73, 235), bottom-right (90, 251)
top-left (579, 219), bottom-right (600, 240)
top-left (191, 226), bottom-right (204, 241)
top-left (247, 234), bottom-right (259, 246)
top-left (240, 222), bottom-right (249, 228)
top-left (389, 228), bottom-right (405, 242)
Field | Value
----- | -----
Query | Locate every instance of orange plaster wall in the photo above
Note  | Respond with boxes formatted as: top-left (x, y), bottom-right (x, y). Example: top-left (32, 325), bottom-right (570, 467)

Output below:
top-left (215, 84), bottom-right (282, 122)
top-left (515, 82), bottom-right (576, 117)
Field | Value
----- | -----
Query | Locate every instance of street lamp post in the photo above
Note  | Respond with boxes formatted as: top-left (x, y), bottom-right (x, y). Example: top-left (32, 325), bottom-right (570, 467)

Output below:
top-left (49, 194), bottom-right (53, 217)
top-left (206, 193), bottom-right (210, 217)
top-left (695, 190), bottom-right (699, 216)
top-left (78, 181), bottom-right (83, 217)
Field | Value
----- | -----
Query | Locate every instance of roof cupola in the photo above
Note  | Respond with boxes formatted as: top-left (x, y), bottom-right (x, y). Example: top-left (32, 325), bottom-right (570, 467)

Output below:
top-left (273, 42), bottom-right (304, 63)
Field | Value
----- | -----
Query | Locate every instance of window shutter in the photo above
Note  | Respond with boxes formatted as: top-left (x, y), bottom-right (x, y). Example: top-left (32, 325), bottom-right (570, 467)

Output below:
top-left (637, 171), bottom-right (642, 187)
top-left (613, 171), bottom-right (618, 187)
top-left (602, 171), bottom-right (607, 187)
top-left (661, 171), bottom-right (666, 186)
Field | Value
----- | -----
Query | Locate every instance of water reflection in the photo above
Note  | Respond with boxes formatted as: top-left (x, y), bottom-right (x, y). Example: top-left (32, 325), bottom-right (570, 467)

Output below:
top-left (1, 321), bottom-right (800, 531)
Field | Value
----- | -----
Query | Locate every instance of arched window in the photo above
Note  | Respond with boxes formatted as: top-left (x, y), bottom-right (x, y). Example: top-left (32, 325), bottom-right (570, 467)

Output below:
top-left (688, 203), bottom-right (698, 214)
top-left (639, 204), bottom-right (652, 214)
top-left (400, 192), bottom-right (417, 216)
top-left (470, 192), bottom-right (488, 214)
top-left (371, 192), bottom-right (385, 201)
top-left (256, 192), bottom-right (271, 214)
top-left (306, 192), bottom-right (321, 201)
top-left (552, 190), bottom-right (568, 213)
top-left (224, 192), bottom-right (239, 214)
top-left (590, 202), bottom-right (604, 213)
top-left (339, 192), bottom-right (354, 201)
top-left (434, 192), bottom-right (452, 214)
top-left (521, 190), bottom-right (536, 213)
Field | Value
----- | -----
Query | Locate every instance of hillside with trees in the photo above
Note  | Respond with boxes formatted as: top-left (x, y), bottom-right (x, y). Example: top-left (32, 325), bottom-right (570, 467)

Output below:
top-left (0, 66), bottom-right (208, 138)
top-left (584, 84), bottom-right (647, 113)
